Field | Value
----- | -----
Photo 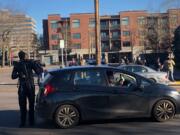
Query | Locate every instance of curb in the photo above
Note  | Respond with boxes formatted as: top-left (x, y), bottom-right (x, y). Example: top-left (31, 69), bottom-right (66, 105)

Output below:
top-left (169, 81), bottom-right (180, 86)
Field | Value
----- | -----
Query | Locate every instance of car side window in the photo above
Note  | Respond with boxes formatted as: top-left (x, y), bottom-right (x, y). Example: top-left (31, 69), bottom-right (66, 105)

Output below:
top-left (122, 66), bottom-right (132, 72)
top-left (74, 70), bottom-right (106, 86)
top-left (50, 72), bottom-right (71, 86)
top-left (133, 66), bottom-right (147, 73)
top-left (106, 70), bottom-right (137, 88)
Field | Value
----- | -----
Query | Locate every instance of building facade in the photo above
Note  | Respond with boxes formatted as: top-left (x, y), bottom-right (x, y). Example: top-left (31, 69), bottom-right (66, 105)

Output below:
top-left (43, 9), bottom-right (180, 63)
top-left (0, 9), bottom-right (37, 62)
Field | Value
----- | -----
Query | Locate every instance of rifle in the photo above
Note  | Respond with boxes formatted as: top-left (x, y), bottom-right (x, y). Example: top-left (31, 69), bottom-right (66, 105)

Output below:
top-left (21, 61), bottom-right (33, 90)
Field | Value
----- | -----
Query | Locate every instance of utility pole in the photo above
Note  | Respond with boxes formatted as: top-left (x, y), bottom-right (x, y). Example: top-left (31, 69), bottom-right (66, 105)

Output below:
top-left (94, 0), bottom-right (101, 65)
top-left (65, 18), bottom-right (68, 66)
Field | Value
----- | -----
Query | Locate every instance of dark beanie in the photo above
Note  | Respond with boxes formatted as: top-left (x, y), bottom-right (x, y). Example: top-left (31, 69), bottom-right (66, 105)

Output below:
top-left (18, 51), bottom-right (26, 60)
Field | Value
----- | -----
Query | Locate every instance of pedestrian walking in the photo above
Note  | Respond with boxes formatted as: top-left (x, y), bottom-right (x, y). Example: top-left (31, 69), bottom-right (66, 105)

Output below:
top-left (80, 57), bottom-right (86, 66)
top-left (11, 51), bottom-right (43, 128)
top-left (69, 58), bottom-right (77, 66)
top-left (119, 58), bottom-right (125, 65)
top-left (155, 57), bottom-right (163, 71)
top-left (136, 56), bottom-right (143, 65)
top-left (163, 57), bottom-right (175, 81)
top-left (123, 56), bottom-right (129, 65)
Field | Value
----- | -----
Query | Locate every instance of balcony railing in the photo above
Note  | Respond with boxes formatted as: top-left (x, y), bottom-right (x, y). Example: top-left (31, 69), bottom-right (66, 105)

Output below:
top-left (110, 25), bottom-right (120, 29)
top-left (100, 25), bottom-right (109, 30)
top-left (111, 35), bottom-right (120, 40)
top-left (101, 36), bottom-right (109, 41)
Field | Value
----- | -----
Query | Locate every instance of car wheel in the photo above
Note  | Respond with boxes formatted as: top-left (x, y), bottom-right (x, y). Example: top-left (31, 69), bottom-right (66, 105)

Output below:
top-left (149, 78), bottom-right (156, 82)
top-left (152, 100), bottom-right (175, 122)
top-left (54, 105), bottom-right (80, 128)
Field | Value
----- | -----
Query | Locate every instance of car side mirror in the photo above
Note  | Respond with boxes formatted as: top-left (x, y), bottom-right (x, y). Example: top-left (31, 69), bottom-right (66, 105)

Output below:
top-left (132, 83), bottom-right (144, 91)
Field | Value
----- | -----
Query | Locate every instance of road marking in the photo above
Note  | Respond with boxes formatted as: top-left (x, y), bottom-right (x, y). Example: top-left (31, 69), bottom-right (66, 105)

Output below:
top-left (169, 81), bottom-right (180, 86)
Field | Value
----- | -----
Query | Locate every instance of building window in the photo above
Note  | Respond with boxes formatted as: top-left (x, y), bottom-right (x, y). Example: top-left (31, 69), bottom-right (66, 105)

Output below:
top-left (137, 16), bottom-right (145, 25)
top-left (121, 17), bottom-right (129, 25)
top-left (51, 34), bottom-right (59, 40)
top-left (101, 32), bottom-right (108, 38)
top-left (72, 33), bottom-right (81, 39)
top-left (161, 17), bottom-right (168, 26)
top-left (52, 45), bottom-right (59, 50)
top-left (25, 20), bottom-right (32, 22)
top-left (72, 19), bottom-right (80, 28)
top-left (122, 31), bottom-right (130, 36)
top-left (102, 42), bottom-right (109, 52)
top-left (123, 41), bottom-right (131, 47)
top-left (50, 21), bottom-right (58, 29)
top-left (171, 15), bottom-right (177, 25)
top-left (89, 18), bottom-right (95, 27)
top-left (25, 24), bottom-right (32, 26)
top-left (112, 31), bottom-right (119, 38)
top-left (73, 43), bottom-right (81, 49)
top-left (111, 20), bottom-right (119, 25)
top-left (101, 21), bottom-right (108, 26)
top-left (147, 17), bottom-right (157, 26)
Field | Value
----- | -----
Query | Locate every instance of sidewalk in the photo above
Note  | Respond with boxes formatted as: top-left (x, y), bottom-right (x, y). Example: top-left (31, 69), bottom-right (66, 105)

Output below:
top-left (169, 69), bottom-right (180, 86)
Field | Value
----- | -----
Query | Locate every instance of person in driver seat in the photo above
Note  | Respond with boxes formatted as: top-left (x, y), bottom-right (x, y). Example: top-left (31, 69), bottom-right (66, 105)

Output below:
top-left (117, 75), bottom-right (125, 87)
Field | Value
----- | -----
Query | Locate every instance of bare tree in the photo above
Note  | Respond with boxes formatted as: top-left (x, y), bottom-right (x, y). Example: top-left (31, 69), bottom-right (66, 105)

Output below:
top-left (0, 10), bottom-right (16, 67)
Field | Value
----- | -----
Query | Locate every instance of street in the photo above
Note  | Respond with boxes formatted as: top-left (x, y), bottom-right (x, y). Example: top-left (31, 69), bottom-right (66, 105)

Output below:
top-left (1, 67), bottom-right (180, 135)
top-left (0, 90), bottom-right (180, 135)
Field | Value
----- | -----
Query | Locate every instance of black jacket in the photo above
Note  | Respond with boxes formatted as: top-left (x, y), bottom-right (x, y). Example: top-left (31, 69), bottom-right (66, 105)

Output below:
top-left (12, 60), bottom-right (43, 85)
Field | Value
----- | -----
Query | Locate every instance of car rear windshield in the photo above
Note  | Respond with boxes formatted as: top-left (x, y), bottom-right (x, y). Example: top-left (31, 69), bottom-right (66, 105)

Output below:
top-left (41, 72), bottom-right (53, 85)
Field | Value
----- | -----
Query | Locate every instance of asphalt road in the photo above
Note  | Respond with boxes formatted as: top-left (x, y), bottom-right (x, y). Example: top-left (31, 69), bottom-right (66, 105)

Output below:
top-left (0, 88), bottom-right (180, 135)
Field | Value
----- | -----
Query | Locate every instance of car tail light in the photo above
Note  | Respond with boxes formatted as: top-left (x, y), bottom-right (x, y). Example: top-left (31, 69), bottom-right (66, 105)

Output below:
top-left (44, 84), bottom-right (55, 96)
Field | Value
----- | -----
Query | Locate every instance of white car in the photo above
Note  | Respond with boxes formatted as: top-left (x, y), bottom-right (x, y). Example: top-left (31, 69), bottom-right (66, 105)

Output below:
top-left (118, 64), bottom-right (170, 85)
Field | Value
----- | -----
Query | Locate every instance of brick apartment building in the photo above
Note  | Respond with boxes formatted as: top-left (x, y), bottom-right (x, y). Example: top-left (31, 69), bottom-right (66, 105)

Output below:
top-left (42, 8), bottom-right (180, 64)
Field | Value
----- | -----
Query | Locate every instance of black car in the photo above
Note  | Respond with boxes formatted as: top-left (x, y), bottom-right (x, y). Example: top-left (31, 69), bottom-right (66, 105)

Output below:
top-left (36, 66), bottom-right (180, 128)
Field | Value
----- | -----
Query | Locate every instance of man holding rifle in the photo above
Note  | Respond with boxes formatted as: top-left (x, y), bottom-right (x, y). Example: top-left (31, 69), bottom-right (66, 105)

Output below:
top-left (11, 51), bottom-right (43, 128)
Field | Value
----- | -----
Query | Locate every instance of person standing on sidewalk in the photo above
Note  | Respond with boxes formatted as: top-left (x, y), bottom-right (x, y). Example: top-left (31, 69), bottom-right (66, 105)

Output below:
top-left (163, 57), bottom-right (175, 81)
top-left (11, 51), bottom-right (43, 127)
top-left (155, 57), bottom-right (163, 71)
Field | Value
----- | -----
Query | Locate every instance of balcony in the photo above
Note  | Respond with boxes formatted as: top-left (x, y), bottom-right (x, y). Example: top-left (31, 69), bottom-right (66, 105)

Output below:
top-left (100, 25), bottom-right (109, 30)
top-left (111, 35), bottom-right (120, 40)
top-left (101, 36), bottom-right (109, 41)
top-left (110, 24), bottom-right (120, 30)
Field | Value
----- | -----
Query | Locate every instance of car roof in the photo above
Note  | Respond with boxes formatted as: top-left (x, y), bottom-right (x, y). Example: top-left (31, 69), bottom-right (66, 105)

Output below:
top-left (48, 65), bottom-right (118, 73)
top-left (47, 65), bottom-right (142, 77)
top-left (119, 64), bottom-right (156, 72)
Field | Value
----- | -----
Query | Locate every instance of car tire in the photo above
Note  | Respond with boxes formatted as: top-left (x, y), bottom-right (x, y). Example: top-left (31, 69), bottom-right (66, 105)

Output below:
top-left (152, 100), bottom-right (175, 122)
top-left (149, 78), bottom-right (156, 82)
top-left (54, 105), bottom-right (80, 128)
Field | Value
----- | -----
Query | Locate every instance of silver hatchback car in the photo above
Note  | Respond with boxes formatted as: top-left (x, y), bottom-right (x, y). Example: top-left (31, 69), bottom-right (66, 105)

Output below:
top-left (118, 64), bottom-right (169, 85)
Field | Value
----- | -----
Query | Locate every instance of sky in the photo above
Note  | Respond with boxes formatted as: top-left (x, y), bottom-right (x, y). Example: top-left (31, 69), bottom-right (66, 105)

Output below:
top-left (0, 0), bottom-right (179, 34)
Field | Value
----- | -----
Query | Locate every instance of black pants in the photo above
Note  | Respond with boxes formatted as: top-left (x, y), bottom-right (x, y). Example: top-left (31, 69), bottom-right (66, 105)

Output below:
top-left (18, 84), bottom-right (35, 125)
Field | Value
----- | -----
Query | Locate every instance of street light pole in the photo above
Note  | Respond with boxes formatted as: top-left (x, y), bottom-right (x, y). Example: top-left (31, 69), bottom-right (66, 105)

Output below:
top-left (94, 0), bottom-right (101, 65)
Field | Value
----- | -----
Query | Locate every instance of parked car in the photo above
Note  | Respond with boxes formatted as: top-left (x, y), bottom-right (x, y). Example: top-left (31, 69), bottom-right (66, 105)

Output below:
top-left (118, 64), bottom-right (169, 85)
top-left (36, 66), bottom-right (180, 128)
top-left (86, 59), bottom-right (106, 65)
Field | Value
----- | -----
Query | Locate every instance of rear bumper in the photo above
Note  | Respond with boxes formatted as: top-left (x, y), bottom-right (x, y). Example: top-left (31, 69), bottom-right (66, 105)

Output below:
top-left (35, 98), bottom-right (55, 120)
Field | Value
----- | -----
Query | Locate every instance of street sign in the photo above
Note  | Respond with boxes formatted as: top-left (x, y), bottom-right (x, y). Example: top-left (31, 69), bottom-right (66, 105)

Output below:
top-left (59, 40), bottom-right (64, 49)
